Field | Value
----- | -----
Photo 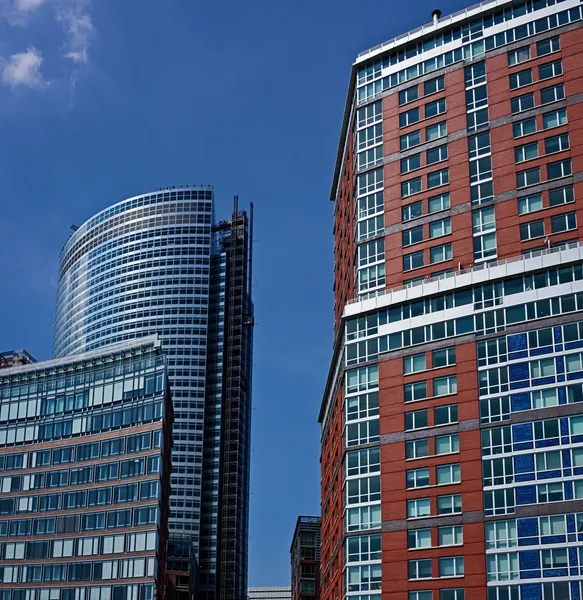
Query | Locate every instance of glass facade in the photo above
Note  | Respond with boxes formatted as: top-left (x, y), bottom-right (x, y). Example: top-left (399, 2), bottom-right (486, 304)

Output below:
top-left (0, 337), bottom-right (172, 599)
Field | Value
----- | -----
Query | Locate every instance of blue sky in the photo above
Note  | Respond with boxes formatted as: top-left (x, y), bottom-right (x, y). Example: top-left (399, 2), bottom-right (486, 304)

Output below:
top-left (0, 0), bottom-right (472, 585)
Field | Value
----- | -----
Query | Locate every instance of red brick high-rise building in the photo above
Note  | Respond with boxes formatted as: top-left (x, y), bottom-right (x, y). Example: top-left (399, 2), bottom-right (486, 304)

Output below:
top-left (320, 2), bottom-right (583, 600)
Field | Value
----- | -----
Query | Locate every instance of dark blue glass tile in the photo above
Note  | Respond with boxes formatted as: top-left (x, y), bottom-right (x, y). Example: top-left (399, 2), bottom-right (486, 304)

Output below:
top-left (510, 350), bottom-right (529, 360)
top-left (510, 362), bottom-right (530, 382)
top-left (561, 418), bottom-right (569, 436)
top-left (509, 333), bottom-right (528, 351)
top-left (535, 439), bottom-right (558, 449)
top-left (538, 469), bottom-right (561, 480)
top-left (515, 453), bottom-right (535, 473)
top-left (516, 473), bottom-right (536, 482)
top-left (574, 467), bottom-right (583, 476)
top-left (573, 434), bottom-right (583, 444)
top-left (568, 514), bottom-right (576, 533)
top-left (567, 372), bottom-right (583, 381)
top-left (531, 347), bottom-right (553, 357)
top-left (554, 327), bottom-right (563, 344)
top-left (533, 376), bottom-right (557, 386)
top-left (557, 356), bottom-right (565, 374)
top-left (541, 534), bottom-right (566, 545)
top-left (512, 392), bottom-right (531, 412)
top-left (516, 485), bottom-right (537, 505)
top-left (511, 381), bottom-right (530, 390)
top-left (563, 449), bottom-right (572, 467)
top-left (569, 547), bottom-right (578, 566)
top-left (520, 583), bottom-right (541, 600)
top-left (566, 340), bottom-right (583, 351)
top-left (572, 581), bottom-right (581, 600)
top-left (559, 387), bottom-right (567, 404)
top-left (520, 549), bottom-right (541, 571)
top-left (569, 534), bottom-right (577, 542)
top-left (565, 480), bottom-right (573, 500)
top-left (558, 375), bottom-right (566, 382)
top-left (543, 568), bottom-right (568, 577)
top-left (518, 517), bottom-right (539, 538)
top-left (513, 423), bottom-right (533, 443)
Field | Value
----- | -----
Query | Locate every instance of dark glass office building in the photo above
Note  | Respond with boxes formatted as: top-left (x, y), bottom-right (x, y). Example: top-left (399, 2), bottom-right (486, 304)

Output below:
top-left (52, 187), bottom-right (254, 600)
top-left (0, 336), bottom-right (173, 600)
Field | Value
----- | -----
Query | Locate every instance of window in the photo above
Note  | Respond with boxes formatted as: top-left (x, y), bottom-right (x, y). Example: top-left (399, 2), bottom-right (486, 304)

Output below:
top-left (468, 132), bottom-right (491, 159)
top-left (433, 348), bottom-right (455, 368)
top-left (514, 142), bottom-right (538, 163)
top-left (536, 450), bottom-right (561, 473)
top-left (347, 475), bottom-right (380, 505)
top-left (404, 354), bottom-right (426, 374)
top-left (540, 515), bottom-right (566, 536)
top-left (531, 358), bottom-right (556, 378)
top-left (542, 548), bottom-right (568, 569)
top-left (537, 37), bottom-right (560, 56)
top-left (409, 559), bottom-right (432, 580)
top-left (467, 107), bottom-right (489, 132)
top-left (428, 193), bottom-right (450, 214)
top-left (508, 47), bottom-right (530, 66)
top-left (358, 214), bottom-right (384, 241)
top-left (358, 168), bottom-right (383, 195)
top-left (426, 121), bottom-right (447, 141)
top-left (402, 177), bottom-right (422, 198)
top-left (347, 534), bottom-right (382, 563)
top-left (542, 583), bottom-right (570, 600)
top-left (520, 219), bottom-right (544, 240)
top-left (541, 83), bottom-right (564, 104)
top-left (347, 505), bottom-right (381, 532)
top-left (428, 169), bottom-right (449, 189)
top-left (549, 186), bottom-right (574, 206)
top-left (466, 85), bottom-right (488, 111)
top-left (434, 404), bottom-right (458, 426)
top-left (472, 207), bottom-right (495, 234)
top-left (430, 243), bottom-right (452, 264)
top-left (440, 590), bottom-right (464, 600)
top-left (402, 154), bottom-right (422, 174)
top-left (436, 434), bottom-right (459, 455)
top-left (475, 231), bottom-right (497, 261)
top-left (408, 528), bottom-right (431, 549)
top-left (411, 593), bottom-right (433, 600)
top-left (545, 133), bottom-right (569, 154)
top-left (403, 201), bottom-right (423, 222)
top-left (518, 193), bottom-right (543, 215)
top-left (425, 98), bottom-right (446, 118)
top-left (408, 497), bottom-right (430, 518)
top-left (407, 467), bottom-right (430, 488)
top-left (438, 525), bottom-right (463, 546)
top-left (427, 145), bottom-right (448, 165)
top-left (543, 109), bottom-right (567, 129)
top-left (346, 420), bottom-right (380, 447)
top-left (434, 376), bottom-right (456, 396)
top-left (485, 520), bottom-right (518, 550)
top-left (437, 463), bottom-right (461, 485)
top-left (411, 221), bottom-right (444, 258)
top-left (513, 117), bottom-right (536, 138)
top-left (465, 62), bottom-right (486, 87)
top-left (347, 564), bottom-right (382, 592)
top-left (439, 556), bottom-right (464, 577)
top-left (516, 167), bottom-right (540, 188)
top-left (401, 130), bottom-right (421, 150)
top-left (487, 553), bottom-right (519, 582)
top-left (429, 218), bottom-right (451, 239)
top-left (405, 409), bottom-right (428, 431)
top-left (406, 438), bottom-right (429, 459)
top-left (405, 381), bottom-right (427, 402)
top-left (547, 159), bottom-right (572, 180)
top-left (551, 212), bottom-right (576, 233)
top-left (401, 108), bottom-right (420, 127)
top-left (358, 101), bottom-right (382, 128)
top-left (437, 494), bottom-right (462, 515)
top-left (511, 92), bottom-right (535, 114)
top-left (532, 388), bottom-right (559, 409)
top-left (510, 69), bottom-right (532, 89)
top-left (424, 76), bottom-right (444, 95)
top-left (538, 60), bottom-right (562, 81)
top-left (400, 86), bottom-right (419, 105)
top-left (404, 250), bottom-right (424, 271)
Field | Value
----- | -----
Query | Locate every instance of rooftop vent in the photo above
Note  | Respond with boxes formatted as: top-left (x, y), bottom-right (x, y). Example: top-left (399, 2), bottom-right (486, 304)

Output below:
top-left (432, 9), bottom-right (442, 25)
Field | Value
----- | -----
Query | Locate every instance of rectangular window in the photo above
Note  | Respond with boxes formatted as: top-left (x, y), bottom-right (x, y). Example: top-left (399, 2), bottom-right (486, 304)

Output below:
top-left (406, 467), bottom-right (430, 488)
top-left (402, 177), bottom-right (422, 198)
top-left (434, 404), bottom-right (458, 426)
top-left (511, 92), bottom-right (535, 114)
top-left (508, 47), bottom-right (530, 66)
top-left (520, 219), bottom-right (545, 240)
top-left (357, 124), bottom-right (382, 151)
top-left (436, 463), bottom-right (461, 485)
top-left (428, 193), bottom-right (450, 214)
top-left (537, 37), bottom-right (560, 56)
top-left (401, 154), bottom-right (422, 174)
top-left (405, 381), bottom-right (427, 402)
top-left (409, 559), bottom-right (432, 580)
top-left (424, 76), bottom-right (444, 95)
top-left (433, 347), bottom-right (455, 368)
top-left (468, 132), bottom-right (490, 159)
top-left (404, 354), bottom-right (426, 374)
top-left (465, 62), bottom-right (486, 87)
top-left (543, 109), bottom-right (567, 129)
top-left (472, 206), bottom-right (495, 234)
top-left (547, 159), bottom-right (572, 180)
top-left (466, 85), bottom-right (488, 111)
top-left (427, 145), bottom-right (448, 165)
top-left (428, 169), bottom-right (449, 189)
top-left (426, 121), bottom-right (447, 141)
top-left (549, 185), bottom-right (574, 207)
top-left (430, 243), bottom-right (452, 264)
top-left (399, 85), bottom-right (419, 105)
top-left (538, 60), bottom-right (562, 81)
top-left (434, 375), bottom-right (457, 396)
top-left (358, 214), bottom-right (384, 241)
top-left (540, 83), bottom-right (564, 105)
top-left (408, 498), bottom-right (431, 518)
top-left (403, 250), bottom-right (424, 271)
top-left (518, 193), bottom-right (543, 214)
top-left (405, 409), bottom-right (428, 431)
top-left (346, 505), bottom-right (381, 532)
top-left (513, 117), bottom-right (536, 138)
top-left (510, 69), bottom-right (532, 89)
top-left (408, 528), bottom-right (431, 549)
top-left (358, 101), bottom-right (382, 128)
top-left (516, 167), bottom-right (540, 188)
top-left (545, 133), bottom-right (569, 154)
top-left (436, 434), bottom-right (459, 455)
top-left (467, 107), bottom-right (489, 131)
top-left (406, 438), bottom-right (429, 459)
top-left (425, 98), bottom-right (446, 118)
top-left (514, 142), bottom-right (538, 163)
top-left (437, 494), bottom-right (462, 515)
top-left (401, 107), bottom-right (420, 127)
top-left (346, 420), bottom-right (380, 447)
top-left (551, 212), bottom-right (576, 233)
top-left (487, 553), bottom-right (518, 582)
top-left (403, 201), bottom-right (423, 222)
top-left (401, 130), bottom-right (421, 150)
top-left (429, 218), bottom-right (451, 239)
top-left (439, 525), bottom-right (463, 546)
top-left (439, 556), bottom-right (464, 577)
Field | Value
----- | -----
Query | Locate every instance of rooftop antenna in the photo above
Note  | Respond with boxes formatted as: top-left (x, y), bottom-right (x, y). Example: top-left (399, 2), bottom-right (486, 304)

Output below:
top-left (432, 9), bottom-right (441, 25)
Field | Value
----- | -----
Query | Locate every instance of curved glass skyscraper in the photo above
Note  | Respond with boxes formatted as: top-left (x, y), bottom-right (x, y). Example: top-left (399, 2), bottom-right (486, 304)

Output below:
top-left (53, 186), bottom-right (253, 600)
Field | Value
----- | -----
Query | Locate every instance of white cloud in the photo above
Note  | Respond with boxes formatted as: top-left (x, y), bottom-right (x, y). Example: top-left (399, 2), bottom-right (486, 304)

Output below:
top-left (14, 0), bottom-right (48, 12)
top-left (57, 7), bottom-right (94, 63)
top-left (1, 46), bottom-right (45, 88)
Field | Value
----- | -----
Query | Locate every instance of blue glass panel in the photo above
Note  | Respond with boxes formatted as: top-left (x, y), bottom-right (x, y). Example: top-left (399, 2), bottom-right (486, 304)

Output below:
top-left (559, 386), bottom-right (567, 405)
top-left (510, 350), bottom-right (529, 360)
top-left (535, 439), bottom-right (557, 449)
top-left (541, 534), bottom-right (566, 545)
top-left (515, 453), bottom-right (534, 474)
top-left (573, 434), bottom-right (583, 444)
top-left (520, 583), bottom-right (541, 600)
top-left (567, 372), bottom-right (583, 381)
top-left (543, 568), bottom-right (568, 577)
top-left (516, 473), bottom-right (536, 482)
top-left (513, 423), bottom-right (533, 443)
top-left (531, 347), bottom-right (553, 357)
top-left (554, 327), bottom-right (563, 344)
top-left (511, 381), bottom-right (530, 390)
top-left (538, 469), bottom-right (561, 480)
top-left (568, 514), bottom-right (576, 533)
top-left (558, 375), bottom-right (566, 382)
top-left (574, 467), bottom-right (583, 476)
top-left (565, 480), bottom-right (573, 500)
top-left (563, 449), bottom-right (572, 467)
top-left (520, 549), bottom-right (541, 575)
top-left (561, 418), bottom-right (569, 436)
top-left (572, 581), bottom-right (581, 600)
top-left (518, 517), bottom-right (538, 539)
top-left (569, 547), bottom-right (578, 566)
top-left (556, 344), bottom-right (564, 352)
top-left (510, 362), bottom-right (530, 382)
top-left (557, 356), bottom-right (565, 374)
top-left (509, 333), bottom-right (528, 352)
top-left (516, 485), bottom-right (537, 505)
top-left (566, 340), bottom-right (583, 351)
top-left (532, 376), bottom-right (556, 386)
top-left (512, 392), bottom-right (531, 412)
top-left (568, 534), bottom-right (577, 542)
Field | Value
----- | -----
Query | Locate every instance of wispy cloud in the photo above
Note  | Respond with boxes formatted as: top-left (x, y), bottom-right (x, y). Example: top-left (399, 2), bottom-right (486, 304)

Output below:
top-left (14, 0), bottom-right (48, 12)
top-left (57, 6), bottom-right (94, 64)
top-left (1, 46), bottom-right (45, 88)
